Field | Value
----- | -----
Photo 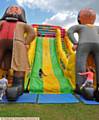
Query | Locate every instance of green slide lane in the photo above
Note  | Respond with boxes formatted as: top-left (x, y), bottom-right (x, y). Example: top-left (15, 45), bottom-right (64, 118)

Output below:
top-left (50, 38), bottom-right (73, 93)
top-left (30, 37), bottom-right (43, 93)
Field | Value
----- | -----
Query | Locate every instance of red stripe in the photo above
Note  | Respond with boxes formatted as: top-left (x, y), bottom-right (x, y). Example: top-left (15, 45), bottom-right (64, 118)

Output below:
top-left (0, 21), bottom-right (17, 40)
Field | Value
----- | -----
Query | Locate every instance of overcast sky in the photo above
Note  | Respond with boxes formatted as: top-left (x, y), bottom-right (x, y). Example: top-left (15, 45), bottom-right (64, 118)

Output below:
top-left (0, 0), bottom-right (99, 28)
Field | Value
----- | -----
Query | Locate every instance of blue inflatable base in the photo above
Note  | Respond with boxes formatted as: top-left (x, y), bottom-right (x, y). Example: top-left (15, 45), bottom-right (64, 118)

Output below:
top-left (0, 93), bottom-right (37, 103)
top-left (77, 95), bottom-right (99, 105)
top-left (0, 93), bottom-right (80, 104)
top-left (38, 94), bottom-right (79, 104)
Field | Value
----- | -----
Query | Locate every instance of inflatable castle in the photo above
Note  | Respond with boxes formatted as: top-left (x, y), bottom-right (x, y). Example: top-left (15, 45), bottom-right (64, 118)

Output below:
top-left (0, 5), bottom-right (99, 103)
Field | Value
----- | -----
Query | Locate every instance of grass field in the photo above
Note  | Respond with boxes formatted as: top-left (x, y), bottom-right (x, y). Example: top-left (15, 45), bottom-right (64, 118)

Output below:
top-left (0, 103), bottom-right (99, 120)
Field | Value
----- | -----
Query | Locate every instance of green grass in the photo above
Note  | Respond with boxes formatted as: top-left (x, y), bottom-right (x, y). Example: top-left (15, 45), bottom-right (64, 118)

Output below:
top-left (0, 103), bottom-right (99, 120)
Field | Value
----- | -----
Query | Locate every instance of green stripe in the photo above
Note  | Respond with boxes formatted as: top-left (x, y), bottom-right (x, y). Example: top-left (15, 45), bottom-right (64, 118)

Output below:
top-left (50, 38), bottom-right (73, 93)
top-left (30, 37), bottom-right (43, 93)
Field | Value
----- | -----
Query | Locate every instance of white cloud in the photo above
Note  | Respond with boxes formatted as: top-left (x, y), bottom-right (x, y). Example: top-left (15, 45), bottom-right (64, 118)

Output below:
top-left (16, 0), bottom-right (95, 13)
top-left (95, 14), bottom-right (99, 25)
top-left (43, 11), bottom-right (78, 28)
top-left (16, 0), bottom-right (59, 12)
top-left (15, 0), bottom-right (99, 27)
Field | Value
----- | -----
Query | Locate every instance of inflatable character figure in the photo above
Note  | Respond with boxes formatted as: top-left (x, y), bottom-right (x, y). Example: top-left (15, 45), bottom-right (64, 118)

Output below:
top-left (67, 8), bottom-right (99, 99)
top-left (0, 5), bottom-right (35, 100)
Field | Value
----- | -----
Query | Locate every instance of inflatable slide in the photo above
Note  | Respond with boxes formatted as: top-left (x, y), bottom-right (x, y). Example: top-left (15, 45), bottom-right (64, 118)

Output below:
top-left (25, 24), bottom-right (75, 94)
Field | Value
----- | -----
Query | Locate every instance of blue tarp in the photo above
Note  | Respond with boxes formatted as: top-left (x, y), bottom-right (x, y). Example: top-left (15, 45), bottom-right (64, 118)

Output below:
top-left (0, 93), bottom-right (37, 103)
top-left (77, 95), bottom-right (99, 105)
top-left (38, 94), bottom-right (79, 104)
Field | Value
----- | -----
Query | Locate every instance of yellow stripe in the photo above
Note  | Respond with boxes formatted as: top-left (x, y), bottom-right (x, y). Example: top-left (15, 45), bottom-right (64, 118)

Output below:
top-left (42, 37), bottom-right (60, 93)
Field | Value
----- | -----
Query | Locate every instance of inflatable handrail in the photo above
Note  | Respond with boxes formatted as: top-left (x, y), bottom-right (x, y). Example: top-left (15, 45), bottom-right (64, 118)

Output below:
top-left (56, 28), bottom-right (75, 89)
top-left (24, 27), bottom-right (37, 91)
top-left (56, 28), bottom-right (68, 71)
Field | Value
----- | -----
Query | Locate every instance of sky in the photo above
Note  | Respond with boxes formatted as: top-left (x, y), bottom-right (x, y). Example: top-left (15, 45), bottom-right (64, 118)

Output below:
top-left (0, 0), bottom-right (99, 28)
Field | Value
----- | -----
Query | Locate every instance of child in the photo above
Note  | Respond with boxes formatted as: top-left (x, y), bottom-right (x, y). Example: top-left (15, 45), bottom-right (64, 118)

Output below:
top-left (78, 66), bottom-right (95, 89)
top-left (39, 68), bottom-right (47, 78)
top-left (0, 76), bottom-right (8, 100)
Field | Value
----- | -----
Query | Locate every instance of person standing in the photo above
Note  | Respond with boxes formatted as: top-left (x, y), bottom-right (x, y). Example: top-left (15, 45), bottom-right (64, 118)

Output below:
top-left (0, 77), bottom-right (8, 100)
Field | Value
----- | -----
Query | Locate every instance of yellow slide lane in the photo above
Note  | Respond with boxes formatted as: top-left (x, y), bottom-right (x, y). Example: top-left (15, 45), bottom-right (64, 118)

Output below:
top-left (42, 37), bottom-right (60, 93)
